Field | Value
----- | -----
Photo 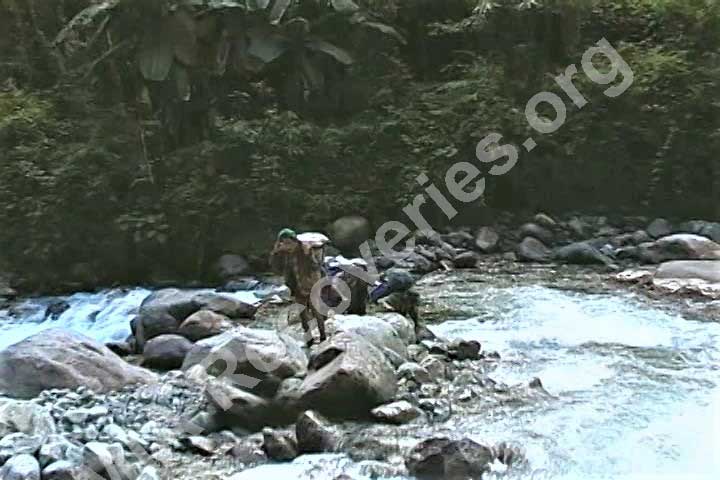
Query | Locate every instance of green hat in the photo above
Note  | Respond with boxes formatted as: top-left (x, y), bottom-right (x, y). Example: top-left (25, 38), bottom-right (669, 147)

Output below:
top-left (277, 228), bottom-right (297, 240)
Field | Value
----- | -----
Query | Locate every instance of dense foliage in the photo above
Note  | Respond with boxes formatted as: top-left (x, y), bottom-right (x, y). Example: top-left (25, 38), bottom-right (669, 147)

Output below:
top-left (0, 0), bottom-right (718, 290)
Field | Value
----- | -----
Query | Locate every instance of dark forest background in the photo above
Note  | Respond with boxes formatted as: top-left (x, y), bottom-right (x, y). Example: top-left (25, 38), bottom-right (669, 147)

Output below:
top-left (1, 0), bottom-right (718, 290)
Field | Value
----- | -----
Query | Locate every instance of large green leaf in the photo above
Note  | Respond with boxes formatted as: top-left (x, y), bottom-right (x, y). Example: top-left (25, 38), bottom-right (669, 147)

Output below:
top-left (305, 39), bottom-right (353, 65)
top-left (246, 29), bottom-right (288, 63)
top-left (330, 0), bottom-right (360, 14)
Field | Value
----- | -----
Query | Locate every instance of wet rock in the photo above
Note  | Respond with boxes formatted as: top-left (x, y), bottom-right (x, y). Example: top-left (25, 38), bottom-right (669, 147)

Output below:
top-left (371, 400), bottom-right (421, 424)
top-left (137, 465), bottom-right (161, 480)
top-left (261, 428), bottom-right (298, 461)
top-left (533, 213), bottom-right (557, 230)
top-left (398, 362), bottom-right (431, 384)
top-left (133, 310), bottom-right (180, 350)
top-left (553, 241), bottom-right (615, 266)
top-left (475, 227), bottom-right (500, 253)
top-left (178, 310), bottom-right (234, 341)
top-left (204, 378), bottom-right (272, 431)
top-left (182, 436), bottom-right (216, 456)
top-left (566, 217), bottom-right (587, 238)
top-left (625, 234), bottom-right (720, 263)
top-left (191, 292), bottom-right (257, 319)
top-left (442, 231), bottom-right (474, 249)
top-left (142, 334), bottom-right (193, 371)
top-left (41, 461), bottom-right (76, 480)
top-left (296, 410), bottom-right (338, 454)
top-left (0, 399), bottom-right (56, 438)
top-left (406, 437), bottom-right (495, 480)
top-left (329, 216), bottom-right (371, 253)
top-left (519, 223), bottom-right (553, 245)
top-left (375, 313), bottom-right (416, 346)
top-left (105, 341), bottom-right (134, 357)
top-left (419, 355), bottom-right (447, 381)
top-left (447, 340), bottom-right (481, 361)
top-left (139, 289), bottom-right (199, 323)
top-left (280, 332), bottom-right (397, 419)
top-left (0, 434), bottom-right (42, 464)
top-left (0, 454), bottom-right (40, 480)
top-left (0, 330), bottom-right (156, 399)
top-left (44, 301), bottom-right (70, 320)
top-left (453, 251), bottom-right (479, 269)
top-left (328, 315), bottom-right (409, 365)
top-left (647, 218), bottom-right (673, 239)
top-left (214, 254), bottom-right (250, 281)
top-left (183, 326), bottom-right (307, 397)
top-left (655, 260), bottom-right (720, 283)
top-left (515, 237), bottom-right (551, 263)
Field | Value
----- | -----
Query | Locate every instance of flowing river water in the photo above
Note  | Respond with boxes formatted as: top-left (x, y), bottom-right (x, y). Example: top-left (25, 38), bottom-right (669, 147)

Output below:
top-left (1, 268), bottom-right (719, 479)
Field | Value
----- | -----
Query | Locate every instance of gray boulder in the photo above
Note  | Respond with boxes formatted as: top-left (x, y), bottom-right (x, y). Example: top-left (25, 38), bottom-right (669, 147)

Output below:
top-left (647, 218), bottom-right (673, 239)
top-left (405, 437), bottom-right (495, 480)
top-left (0, 330), bottom-right (156, 399)
top-left (261, 428), bottom-right (298, 462)
top-left (515, 237), bottom-right (551, 263)
top-left (214, 254), bottom-right (250, 281)
top-left (453, 251), bottom-right (479, 269)
top-left (183, 327), bottom-right (307, 398)
top-left (329, 216), bottom-right (371, 253)
top-left (553, 241), bottom-right (615, 266)
top-left (655, 260), bottom-right (720, 283)
top-left (41, 461), bottom-right (77, 480)
top-left (0, 398), bottom-right (55, 438)
top-left (142, 334), bottom-right (194, 370)
top-left (371, 401), bottom-right (421, 424)
top-left (280, 333), bottom-right (397, 418)
top-left (295, 410), bottom-right (338, 454)
top-left (0, 454), bottom-right (40, 480)
top-left (178, 310), bottom-right (234, 341)
top-left (519, 223), bottom-right (553, 245)
top-left (474, 227), bottom-right (499, 253)
top-left (204, 378), bottom-right (272, 431)
top-left (0, 433), bottom-right (42, 465)
top-left (644, 234), bottom-right (720, 263)
top-left (328, 315), bottom-right (409, 365)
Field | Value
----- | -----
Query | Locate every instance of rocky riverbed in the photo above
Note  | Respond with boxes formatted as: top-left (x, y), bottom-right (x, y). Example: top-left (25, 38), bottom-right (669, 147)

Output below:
top-left (1, 213), bottom-right (720, 480)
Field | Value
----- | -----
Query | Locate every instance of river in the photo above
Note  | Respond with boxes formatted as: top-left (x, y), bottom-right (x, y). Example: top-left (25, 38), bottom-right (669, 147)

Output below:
top-left (1, 271), bottom-right (719, 479)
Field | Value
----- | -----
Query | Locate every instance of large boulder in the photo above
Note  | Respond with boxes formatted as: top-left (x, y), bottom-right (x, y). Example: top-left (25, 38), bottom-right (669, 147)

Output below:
top-left (655, 260), bottom-right (720, 283)
top-left (204, 378), bottom-right (273, 431)
top-left (178, 310), bottom-right (234, 341)
top-left (214, 254), bottom-right (250, 281)
top-left (518, 223), bottom-right (553, 245)
top-left (0, 399), bottom-right (56, 439)
top-left (641, 234), bottom-right (720, 263)
top-left (278, 332), bottom-right (397, 418)
top-left (647, 218), bottom-right (673, 239)
top-left (135, 289), bottom-right (258, 348)
top-left (327, 315), bottom-right (409, 365)
top-left (405, 437), bottom-right (495, 480)
top-left (553, 241), bottom-right (614, 266)
top-left (0, 454), bottom-right (40, 480)
top-left (142, 334), bottom-right (194, 370)
top-left (182, 327), bottom-right (307, 398)
top-left (474, 227), bottom-right (499, 253)
top-left (329, 216), bottom-right (371, 253)
top-left (295, 410), bottom-right (338, 454)
top-left (0, 330), bottom-right (156, 399)
top-left (515, 237), bottom-right (551, 263)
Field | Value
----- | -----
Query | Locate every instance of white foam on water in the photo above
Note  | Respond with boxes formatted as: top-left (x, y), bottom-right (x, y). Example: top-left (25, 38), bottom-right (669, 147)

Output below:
top-left (0, 287), bottom-right (274, 351)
